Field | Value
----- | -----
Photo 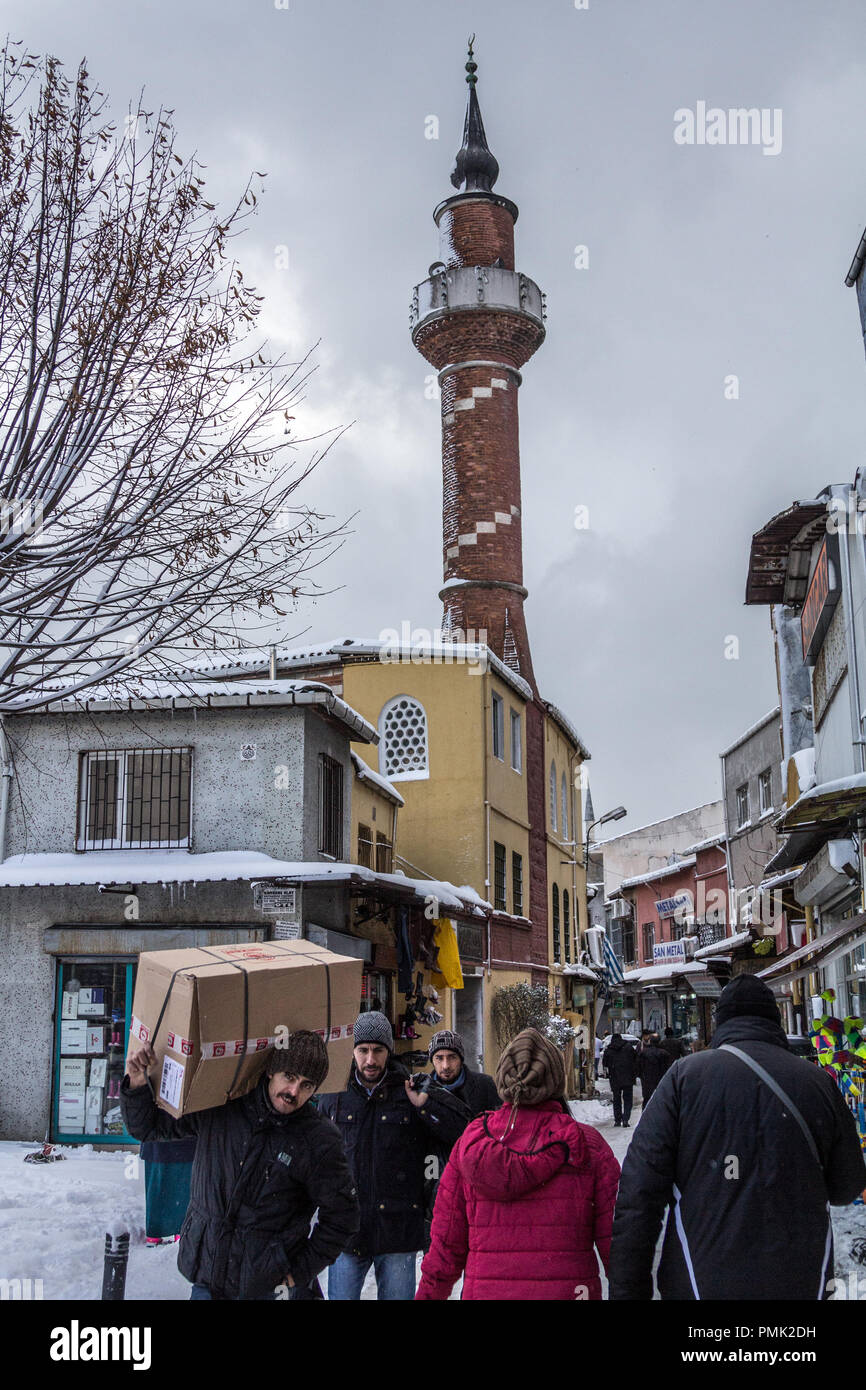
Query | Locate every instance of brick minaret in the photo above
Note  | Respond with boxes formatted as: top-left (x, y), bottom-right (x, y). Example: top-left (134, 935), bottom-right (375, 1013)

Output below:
top-left (410, 42), bottom-right (546, 691)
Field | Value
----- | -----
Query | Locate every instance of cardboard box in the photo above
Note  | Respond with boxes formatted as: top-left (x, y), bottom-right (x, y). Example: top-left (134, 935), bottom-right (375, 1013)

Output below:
top-left (60, 1021), bottom-right (88, 1055)
top-left (85, 1026), bottom-right (104, 1054)
top-left (89, 1057), bottom-right (108, 1088)
top-left (58, 1059), bottom-right (88, 1094)
top-left (58, 1095), bottom-right (85, 1133)
top-left (126, 939), bottom-right (362, 1117)
top-left (77, 987), bottom-right (107, 1018)
top-left (61, 991), bottom-right (79, 1019)
top-left (85, 1086), bottom-right (103, 1134)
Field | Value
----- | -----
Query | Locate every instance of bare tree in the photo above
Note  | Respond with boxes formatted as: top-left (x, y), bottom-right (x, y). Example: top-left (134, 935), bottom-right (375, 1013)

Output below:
top-left (0, 42), bottom-right (347, 715)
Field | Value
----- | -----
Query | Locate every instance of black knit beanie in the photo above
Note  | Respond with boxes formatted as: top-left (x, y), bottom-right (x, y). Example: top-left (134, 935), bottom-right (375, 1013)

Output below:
top-left (715, 973), bottom-right (781, 1027)
top-left (266, 1030), bottom-right (329, 1089)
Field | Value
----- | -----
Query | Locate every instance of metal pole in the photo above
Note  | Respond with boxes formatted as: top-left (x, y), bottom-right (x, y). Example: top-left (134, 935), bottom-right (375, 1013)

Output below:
top-left (101, 1231), bottom-right (130, 1301)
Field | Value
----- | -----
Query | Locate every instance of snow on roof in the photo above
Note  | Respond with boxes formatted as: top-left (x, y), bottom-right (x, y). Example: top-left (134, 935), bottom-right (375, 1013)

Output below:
top-left (693, 929), bottom-right (753, 960)
top-left (682, 834), bottom-right (727, 855)
top-left (0, 850), bottom-right (488, 913)
top-left (622, 961), bottom-right (708, 985)
top-left (543, 702), bottom-right (591, 760)
top-left (757, 868), bottom-right (801, 892)
top-left (719, 708), bottom-right (781, 758)
top-left (597, 801), bottom-right (722, 845)
top-left (11, 679), bottom-right (378, 743)
top-left (562, 963), bottom-right (603, 981)
top-left (782, 771), bottom-right (866, 819)
top-left (350, 751), bottom-right (404, 806)
top-left (620, 856), bottom-right (697, 890)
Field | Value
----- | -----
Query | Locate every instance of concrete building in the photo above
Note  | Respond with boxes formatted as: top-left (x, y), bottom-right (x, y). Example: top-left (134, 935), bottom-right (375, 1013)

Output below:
top-left (721, 708), bottom-right (783, 905)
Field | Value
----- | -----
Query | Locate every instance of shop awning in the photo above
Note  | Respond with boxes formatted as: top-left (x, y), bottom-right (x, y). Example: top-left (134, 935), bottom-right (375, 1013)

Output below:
top-left (693, 929), bottom-right (753, 960)
top-left (757, 912), bottom-right (866, 987)
top-left (776, 774), bottom-right (866, 833)
top-left (744, 499), bottom-right (829, 605)
top-left (622, 961), bottom-right (708, 991)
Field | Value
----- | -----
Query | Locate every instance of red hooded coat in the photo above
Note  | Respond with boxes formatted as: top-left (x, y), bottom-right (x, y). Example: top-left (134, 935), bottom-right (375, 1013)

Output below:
top-left (415, 1100), bottom-right (620, 1301)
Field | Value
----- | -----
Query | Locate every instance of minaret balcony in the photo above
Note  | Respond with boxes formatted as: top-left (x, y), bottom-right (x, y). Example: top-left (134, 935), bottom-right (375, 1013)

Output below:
top-left (410, 265), bottom-right (546, 339)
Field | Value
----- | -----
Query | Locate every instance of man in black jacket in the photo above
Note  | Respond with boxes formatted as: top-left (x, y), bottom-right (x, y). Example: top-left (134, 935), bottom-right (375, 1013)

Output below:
top-left (658, 1026), bottom-right (689, 1065)
top-left (121, 1030), bottom-right (359, 1300)
top-left (416, 1029), bottom-right (499, 1240)
top-left (608, 975), bottom-right (866, 1300)
top-left (317, 1012), bottom-right (461, 1300)
top-left (636, 1032), bottom-right (671, 1110)
top-left (604, 1033), bottom-right (639, 1127)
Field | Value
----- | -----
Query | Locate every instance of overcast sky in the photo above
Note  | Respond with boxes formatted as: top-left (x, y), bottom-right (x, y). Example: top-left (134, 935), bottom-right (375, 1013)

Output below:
top-left (10, 0), bottom-right (866, 830)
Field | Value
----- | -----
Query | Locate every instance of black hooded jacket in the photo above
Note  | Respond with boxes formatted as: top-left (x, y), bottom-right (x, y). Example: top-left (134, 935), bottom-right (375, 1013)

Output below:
top-left (317, 1057), bottom-right (462, 1256)
top-left (608, 1016), bottom-right (866, 1300)
top-left (605, 1035), bottom-right (639, 1089)
top-left (636, 1043), bottom-right (671, 1096)
top-left (121, 1073), bottom-right (359, 1299)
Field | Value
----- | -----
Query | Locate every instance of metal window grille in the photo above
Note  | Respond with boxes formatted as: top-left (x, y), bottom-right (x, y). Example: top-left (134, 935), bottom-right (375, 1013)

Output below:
top-left (318, 754), bottom-right (344, 858)
top-left (563, 889), bottom-right (570, 962)
top-left (78, 748), bottom-right (191, 850)
top-left (552, 883), bottom-right (560, 959)
top-left (494, 841), bottom-right (507, 911)
top-left (375, 832), bottom-right (392, 874)
top-left (381, 697), bottom-right (428, 779)
top-left (357, 824), bottom-right (373, 869)
top-left (512, 850), bottom-right (523, 916)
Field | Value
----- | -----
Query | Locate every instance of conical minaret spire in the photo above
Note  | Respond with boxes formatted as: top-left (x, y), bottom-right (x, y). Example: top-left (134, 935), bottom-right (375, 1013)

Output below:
top-left (450, 37), bottom-right (500, 194)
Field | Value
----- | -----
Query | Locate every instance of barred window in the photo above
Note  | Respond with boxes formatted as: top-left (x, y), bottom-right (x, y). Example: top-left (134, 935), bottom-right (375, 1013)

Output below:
top-left (563, 889), bottom-right (570, 963)
top-left (375, 831), bottom-right (392, 874)
top-left (78, 748), bottom-right (191, 850)
top-left (512, 850), bottom-right (523, 916)
top-left (494, 841), bottom-right (507, 912)
top-left (357, 823), bottom-right (373, 868)
top-left (379, 695), bottom-right (429, 781)
top-left (552, 883), bottom-right (561, 960)
top-left (318, 754), bottom-right (343, 859)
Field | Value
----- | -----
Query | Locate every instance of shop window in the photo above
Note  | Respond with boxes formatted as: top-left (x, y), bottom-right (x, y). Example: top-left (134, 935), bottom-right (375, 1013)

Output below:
top-left (512, 850), bottom-right (523, 915)
top-left (360, 969), bottom-right (391, 1018)
top-left (492, 692), bottom-right (505, 760)
top-left (736, 783), bottom-right (750, 828)
top-left (563, 889), bottom-right (570, 962)
top-left (510, 709), bottom-right (522, 772)
top-left (357, 824), bottom-right (373, 868)
top-left (759, 768), bottom-right (773, 816)
top-left (379, 695), bottom-right (429, 781)
top-left (375, 831), bottom-right (392, 874)
top-left (552, 883), bottom-right (561, 960)
top-left (494, 841), bottom-right (507, 911)
top-left (549, 761), bottom-right (558, 832)
top-left (53, 960), bottom-right (137, 1144)
top-left (318, 754), bottom-right (344, 858)
top-left (78, 748), bottom-right (191, 850)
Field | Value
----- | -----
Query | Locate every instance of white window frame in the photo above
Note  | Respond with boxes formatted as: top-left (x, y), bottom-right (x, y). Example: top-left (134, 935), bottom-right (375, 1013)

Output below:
top-left (77, 748), bottom-right (192, 851)
top-left (736, 783), bottom-right (750, 829)
top-left (510, 708), bottom-right (522, 772)
top-left (758, 768), bottom-right (773, 817)
top-left (492, 691), bottom-right (505, 761)
top-left (378, 694), bottom-right (429, 783)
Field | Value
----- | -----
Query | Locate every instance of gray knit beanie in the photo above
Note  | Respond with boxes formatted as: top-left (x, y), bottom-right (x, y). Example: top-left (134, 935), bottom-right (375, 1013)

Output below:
top-left (353, 1010), bottom-right (394, 1053)
top-left (428, 1029), bottom-right (465, 1062)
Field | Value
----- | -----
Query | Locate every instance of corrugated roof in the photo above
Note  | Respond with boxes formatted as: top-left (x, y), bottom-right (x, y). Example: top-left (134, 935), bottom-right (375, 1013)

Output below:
top-left (744, 500), bottom-right (829, 606)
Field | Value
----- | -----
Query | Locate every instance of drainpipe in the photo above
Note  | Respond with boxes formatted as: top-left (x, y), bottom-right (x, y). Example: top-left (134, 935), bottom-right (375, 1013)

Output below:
top-left (0, 717), bottom-right (12, 865)
top-left (482, 683), bottom-right (491, 980)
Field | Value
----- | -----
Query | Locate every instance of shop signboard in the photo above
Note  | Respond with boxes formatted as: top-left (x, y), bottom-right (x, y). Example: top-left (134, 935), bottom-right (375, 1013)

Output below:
top-left (653, 940), bottom-right (686, 965)
top-left (655, 893), bottom-right (691, 919)
top-left (801, 535), bottom-right (840, 664)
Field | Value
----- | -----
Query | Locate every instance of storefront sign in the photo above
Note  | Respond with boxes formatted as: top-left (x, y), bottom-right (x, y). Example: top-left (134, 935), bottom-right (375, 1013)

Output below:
top-left (801, 536), bottom-right (840, 663)
top-left (653, 940), bottom-right (686, 965)
top-left (685, 973), bottom-right (722, 997)
top-left (655, 893), bottom-right (691, 919)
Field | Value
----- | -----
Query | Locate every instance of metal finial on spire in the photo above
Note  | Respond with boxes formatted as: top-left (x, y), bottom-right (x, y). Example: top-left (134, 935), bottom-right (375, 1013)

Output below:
top-left (450, 39), bottom-right (499, 193)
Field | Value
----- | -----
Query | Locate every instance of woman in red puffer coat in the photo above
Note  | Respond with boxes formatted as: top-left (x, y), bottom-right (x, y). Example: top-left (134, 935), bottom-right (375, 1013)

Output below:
top-left (415, 1027), bottom-right (620, 1301)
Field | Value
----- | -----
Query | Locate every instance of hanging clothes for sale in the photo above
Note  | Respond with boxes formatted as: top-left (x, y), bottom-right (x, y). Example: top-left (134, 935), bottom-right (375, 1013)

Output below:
top-left (396, 907), bottom-right (414, 994)
top-left (431, 918), bottom-right (464, 991)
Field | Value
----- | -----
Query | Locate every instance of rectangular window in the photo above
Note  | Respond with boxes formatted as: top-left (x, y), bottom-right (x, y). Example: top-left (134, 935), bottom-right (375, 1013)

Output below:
top-left (318, 754), bottom-right (344, 859)
top-left (492, 691), bottom-right (505, 760)
top-left (759, 769), bottom-right (773, 816)
top-left (357, 824), bottom-right (373, 869)
top-left (736, 783), bottom-right (750, 829)
top-left (643, 922), bottom-right (655, 962)
top-left (512, 851), bottom-right (523, 915)
top-left (53, 959), bottom-right (137, 1144)
top-left (510, 709), bottom-right (522, 772)
top-left (375, 831), bottom-right (392, 874)
top-left (621, 921), bottom-right (635, 966)
top-left (78, 748), bottom-right (191, 850)
top-left (494, 841), bottom-right (507, 911)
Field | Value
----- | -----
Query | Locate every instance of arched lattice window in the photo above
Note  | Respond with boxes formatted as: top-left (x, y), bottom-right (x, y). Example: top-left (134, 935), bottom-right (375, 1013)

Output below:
top-left (563, 889), bottom-right (570, 963)
top-left (552, 883), bottom-right (561, 961)
top-left (379, 695), bottom-right (429, 782)
top-left (549, 761), bottom-right (558, 832)
top-left (561, 772), bottom-right (569, 842)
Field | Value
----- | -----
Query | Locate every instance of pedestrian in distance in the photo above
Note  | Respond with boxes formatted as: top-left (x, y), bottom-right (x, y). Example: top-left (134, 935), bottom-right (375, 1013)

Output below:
top-left (317, 1011), bottom-right (462, 1300)
top-left (658, 1026), bottom-right (689, 1065)
top-left (415, 1027), bottom-right (621, 1300)
top-left (636, 1032), bottom-right (671, 1110)
top-left (608, 974), bottom-right (866, 1300)
top-left (121, 1030), bottom-right (360, 1300)
top-left (604, 1032), bottom-right (639, 1127)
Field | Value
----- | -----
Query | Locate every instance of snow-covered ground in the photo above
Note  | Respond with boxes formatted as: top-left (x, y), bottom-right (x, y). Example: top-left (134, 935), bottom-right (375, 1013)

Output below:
top-left (1, 1084), bottom-right (863, 1300)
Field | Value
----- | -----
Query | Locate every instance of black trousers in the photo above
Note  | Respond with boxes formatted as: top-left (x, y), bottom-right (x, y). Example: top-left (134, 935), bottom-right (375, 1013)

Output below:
top-left (611, 1085), bottom-right (633, 1124)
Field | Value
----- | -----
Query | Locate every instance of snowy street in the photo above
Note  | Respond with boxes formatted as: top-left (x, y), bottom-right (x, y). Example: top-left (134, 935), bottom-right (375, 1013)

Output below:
top-left (2, 1079), bottom-right (862, 1301)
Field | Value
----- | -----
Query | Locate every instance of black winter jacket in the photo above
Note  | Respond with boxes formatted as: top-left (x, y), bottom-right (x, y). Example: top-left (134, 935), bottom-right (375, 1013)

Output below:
top-left (121, 1074), bottom-right (359, 1299)
top-left (317, 1058), bottom-right (459, 1256)
top-left (605, 1036), bottom-right (639, 1088)
top-left (636, 1044), bottom-right (670, 1096)
top-left (420, 1066), bottom-right (500, 1193)
top-left (608, 1016), bottom-right (866, 1301)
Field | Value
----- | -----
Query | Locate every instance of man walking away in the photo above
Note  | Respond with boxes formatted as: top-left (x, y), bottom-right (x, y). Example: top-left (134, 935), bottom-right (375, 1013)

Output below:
top-left (318, 1012), bottom-right (462, 1300)
top-left (636, 1032), bottom-right (671, 1110)
top-left (605, 1033), bottom-right (638, 1127)
top-left (121, 1031), bottom-right (360, 1300)
top-left (608, 975), bottom-right (866, 1300)
top-left (658, 1026), bottom-right (689, 1065)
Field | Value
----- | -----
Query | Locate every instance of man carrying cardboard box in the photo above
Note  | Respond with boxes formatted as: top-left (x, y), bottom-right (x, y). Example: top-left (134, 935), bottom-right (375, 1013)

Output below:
top-left (121, 1030), bottom-right (360, 1300)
